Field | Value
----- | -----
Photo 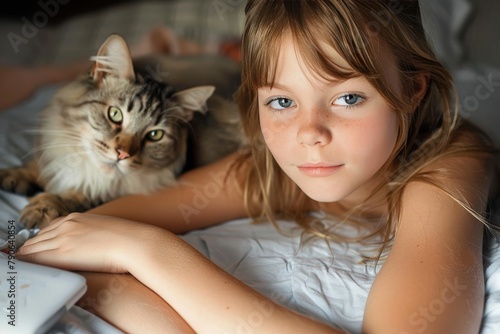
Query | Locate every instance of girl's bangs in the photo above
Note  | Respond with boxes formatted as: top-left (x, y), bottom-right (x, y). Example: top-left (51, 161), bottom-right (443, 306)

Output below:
top-left (246, 0), bottom-right (384, 91)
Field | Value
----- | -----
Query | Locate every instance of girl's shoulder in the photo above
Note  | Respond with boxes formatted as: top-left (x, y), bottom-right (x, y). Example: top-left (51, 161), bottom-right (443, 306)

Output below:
top-left (397, 118), bottom-right (498, 231)
top-left (399, 119), bottom-right (498, 235)
top-left (447, 119), bottom-right (498, 157)
top-left (444, 120), bottom-right (497, 191)
top-left (366, 122), bottom-right (493, 334)
top-left (412, 119), bottom-right (498, 204)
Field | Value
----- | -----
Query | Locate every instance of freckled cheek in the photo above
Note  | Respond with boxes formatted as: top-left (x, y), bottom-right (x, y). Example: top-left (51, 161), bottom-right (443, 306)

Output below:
top-left (346, 112), bottom-right (398, 165)
top-left (260, 114), bottom-right (291, 151)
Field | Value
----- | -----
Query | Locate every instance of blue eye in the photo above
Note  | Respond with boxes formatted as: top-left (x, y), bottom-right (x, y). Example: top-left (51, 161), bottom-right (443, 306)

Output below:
top-left (335, 94), bottom-right (364, 108)
top-left (267, 97), bottom-right (296, 110)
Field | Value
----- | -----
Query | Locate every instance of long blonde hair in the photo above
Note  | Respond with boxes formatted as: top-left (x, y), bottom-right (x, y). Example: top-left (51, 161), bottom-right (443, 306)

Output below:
top-left (234, 0), bottom-right (498, 257)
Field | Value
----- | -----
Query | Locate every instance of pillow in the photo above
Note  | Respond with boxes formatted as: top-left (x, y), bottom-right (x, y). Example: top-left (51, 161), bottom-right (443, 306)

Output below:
top-left (419, 0), bottom-right (500, 151)
top-left (419, 0), bottom-right (473, 70)
top-left (0, 0), bottom-right (246, 66)
top-left (454, 66), bottom-right (500, 150)
top-left (463, 0), bottom-right (500, 70)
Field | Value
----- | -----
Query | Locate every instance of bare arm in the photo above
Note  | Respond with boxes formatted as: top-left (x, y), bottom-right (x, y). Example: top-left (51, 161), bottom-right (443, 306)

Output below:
top-left (18, 215), bottom-right (343, 333)
top-left (363, 155), bottom-right (494, 333)
top-left (127, 223), bottom-right (341, 333)
top-left (77, 272), bottom-right (195, 334)
top-left (0, 62), bottom-right (89, 111)
top-left (89, 151), bottom-right (248, 234)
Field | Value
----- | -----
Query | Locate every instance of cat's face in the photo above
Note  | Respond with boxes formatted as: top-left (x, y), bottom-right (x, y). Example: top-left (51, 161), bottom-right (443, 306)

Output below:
top-left (82, 78), bottom-right (190, 175)
top-left (50, 34), bottom-right (214, 176)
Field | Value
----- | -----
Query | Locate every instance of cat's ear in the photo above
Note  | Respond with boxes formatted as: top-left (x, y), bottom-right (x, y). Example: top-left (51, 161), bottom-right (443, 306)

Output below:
top-left (89, 34), bottom-right (135, 84)
top-left (173, 85), bottom-right (216, 119)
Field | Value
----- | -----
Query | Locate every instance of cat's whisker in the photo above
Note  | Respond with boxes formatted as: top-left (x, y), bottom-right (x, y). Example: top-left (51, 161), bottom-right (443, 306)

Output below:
top-left (24, 143), bottom-right (87, 158)
top-left (31, 140), bottom-right (84, 149)
top-left (29, 143), bottom-right (84, 153)
top-left (164, 113), bottom-right (192, 126)
top-left (11, 128), bottom-right (79, 140)
top-left (90, 56), bottom-right (113, 63)
top-left (25, 128), bottom-right (78, 134)
top-left (164, 114), bottom-right (195, 135)
top-left (90, 56), bottom-right (121, 76)
top-left (40, 151), bottom-right (89, 163)
top-left (42, 135), bottom-right (83, 142)
top-left (25, 128), bottom-right (82, 135)
top-left (23, 130), bottom-right (83, 141)
top-left (36, 141), bottom-right (86, 149)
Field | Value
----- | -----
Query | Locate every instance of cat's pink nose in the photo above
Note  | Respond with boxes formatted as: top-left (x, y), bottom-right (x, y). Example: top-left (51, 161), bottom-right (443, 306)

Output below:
top-left (116, 149), bottom-right (130, 160)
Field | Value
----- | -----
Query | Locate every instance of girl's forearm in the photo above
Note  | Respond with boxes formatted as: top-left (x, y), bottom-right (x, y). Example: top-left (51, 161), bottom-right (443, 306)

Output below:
top-left (128, 230), bottom-right (342, 334)
top-left (36, 61), bottom-right (90, 85)
top-left (78, 272), bottom-right (195, 334)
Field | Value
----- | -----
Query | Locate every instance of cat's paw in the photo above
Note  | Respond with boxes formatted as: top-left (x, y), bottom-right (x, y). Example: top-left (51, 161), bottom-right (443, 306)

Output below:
top-left (0, 168), bottom-right (42, 196)
top-left (19, 193), bottom-right (67, 229)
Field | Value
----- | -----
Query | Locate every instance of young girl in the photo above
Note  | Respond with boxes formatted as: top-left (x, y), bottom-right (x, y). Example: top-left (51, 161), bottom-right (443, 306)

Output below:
top-left (17, 0), bottom-right (498, 333)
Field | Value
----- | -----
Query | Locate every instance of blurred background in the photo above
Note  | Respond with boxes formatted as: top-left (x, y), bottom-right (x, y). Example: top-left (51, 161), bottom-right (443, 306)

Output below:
top-left (0, 0), bottom-right (245, 65)
top-left (0, 0), bottom-right (498, 67)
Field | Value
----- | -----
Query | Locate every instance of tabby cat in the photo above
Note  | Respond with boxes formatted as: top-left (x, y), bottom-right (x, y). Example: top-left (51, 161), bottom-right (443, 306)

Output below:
top-left (0, 34), bottom-right (243, 228)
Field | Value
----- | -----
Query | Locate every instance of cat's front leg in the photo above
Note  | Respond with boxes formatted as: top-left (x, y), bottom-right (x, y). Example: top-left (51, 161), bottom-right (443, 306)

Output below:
top-left (0, 160), bottom-right (43, 196)
top-left (20, 191), bottom-right (99, 229)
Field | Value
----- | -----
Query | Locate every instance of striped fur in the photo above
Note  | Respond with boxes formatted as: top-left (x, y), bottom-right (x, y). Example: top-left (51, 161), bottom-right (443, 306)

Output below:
top-left (0, 34), bottom-right (222, 228)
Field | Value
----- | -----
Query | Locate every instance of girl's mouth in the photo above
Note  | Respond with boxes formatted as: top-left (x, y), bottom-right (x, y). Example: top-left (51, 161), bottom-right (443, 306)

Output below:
top-left (297, 163), bottom-right (344, 177)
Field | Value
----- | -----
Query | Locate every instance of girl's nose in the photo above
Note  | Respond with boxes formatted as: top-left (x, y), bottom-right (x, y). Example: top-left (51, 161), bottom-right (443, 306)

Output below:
top-left (297, 109), bottom-right (332, 146)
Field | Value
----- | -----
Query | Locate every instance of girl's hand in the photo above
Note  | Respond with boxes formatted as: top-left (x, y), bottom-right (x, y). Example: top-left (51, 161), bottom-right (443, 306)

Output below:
top-left (16, 213), bottom-right (157, 273)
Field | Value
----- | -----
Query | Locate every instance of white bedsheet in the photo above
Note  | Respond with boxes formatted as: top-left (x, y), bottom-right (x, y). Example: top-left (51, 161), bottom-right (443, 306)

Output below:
top-left (0, 84), bottom-right (499, 333)
top-left (181, 218), bottom-right (384, 333)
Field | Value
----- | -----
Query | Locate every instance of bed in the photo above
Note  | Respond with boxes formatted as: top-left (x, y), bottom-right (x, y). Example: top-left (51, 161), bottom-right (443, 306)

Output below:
top-left (0, 0), bottom-right (499, 333)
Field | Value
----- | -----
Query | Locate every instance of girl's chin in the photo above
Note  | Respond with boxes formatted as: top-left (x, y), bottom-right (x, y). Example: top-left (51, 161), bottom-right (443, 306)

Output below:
top-left (300, 189), bottom-right (347, 204)
top-left (298, 183), bottom-right (363, 205)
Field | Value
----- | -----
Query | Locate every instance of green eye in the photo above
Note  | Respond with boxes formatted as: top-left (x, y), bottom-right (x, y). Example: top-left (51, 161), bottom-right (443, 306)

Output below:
top-left (108, 106), bottom-right (123, 124)
top-left (146, 130), bottom-right (164, 142)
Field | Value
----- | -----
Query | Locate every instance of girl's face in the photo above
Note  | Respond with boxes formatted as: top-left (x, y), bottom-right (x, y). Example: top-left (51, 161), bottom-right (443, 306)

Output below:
top-left (258, 35), bottom-right (400, 205)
